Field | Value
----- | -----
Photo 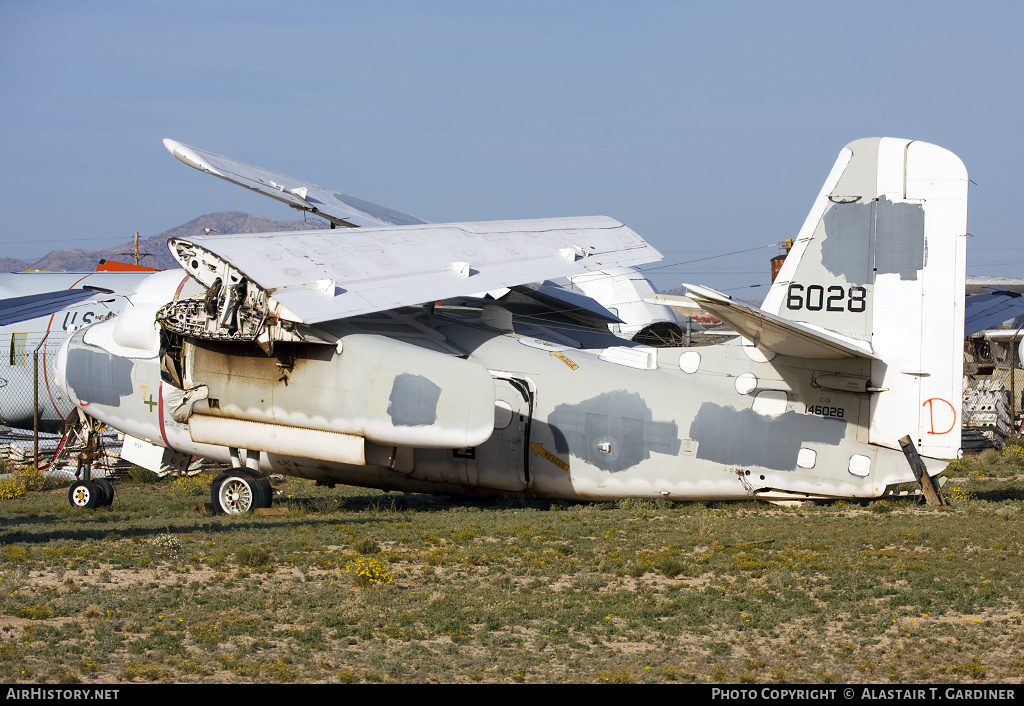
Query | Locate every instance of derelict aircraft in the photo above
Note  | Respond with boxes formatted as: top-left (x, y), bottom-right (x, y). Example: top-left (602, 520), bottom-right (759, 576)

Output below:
top-left (0, 138), bottom-right (676, 439)
top-left (53, 137), bottom-right (967, 512)
top-left (0, 270), bottom-right (148, 431)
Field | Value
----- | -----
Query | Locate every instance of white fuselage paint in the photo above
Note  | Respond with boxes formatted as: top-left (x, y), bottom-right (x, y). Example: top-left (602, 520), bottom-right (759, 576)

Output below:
top-left (55, 271), bottom-right (946, 502)
top-left (0, 272), bottom-right (150, 429)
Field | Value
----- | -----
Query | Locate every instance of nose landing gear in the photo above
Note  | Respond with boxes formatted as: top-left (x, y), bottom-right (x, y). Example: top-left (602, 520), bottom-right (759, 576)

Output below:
top-left (66, 413), bottom-right (114, 509)
top-left (68, 478), bottom-right (113, 508)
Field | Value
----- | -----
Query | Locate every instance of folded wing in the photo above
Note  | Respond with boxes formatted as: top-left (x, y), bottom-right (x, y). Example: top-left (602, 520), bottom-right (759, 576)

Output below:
top-left (164, 139), bottom-right (424, 228)
top-left (163, 216), bottom-right (661, 335)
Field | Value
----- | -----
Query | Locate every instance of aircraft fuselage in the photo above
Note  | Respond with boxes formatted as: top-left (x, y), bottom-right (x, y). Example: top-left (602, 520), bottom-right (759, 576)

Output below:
top-left (56, 276), bottom-right (942, 502)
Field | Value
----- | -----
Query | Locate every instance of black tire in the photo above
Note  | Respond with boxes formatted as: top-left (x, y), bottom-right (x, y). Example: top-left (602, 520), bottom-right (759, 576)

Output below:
top-left (256, 477), bottom-right (273, 508)
top-left (93, 479), bottom-right (113, 507)
top-left (92, 478), bottom-right (114, 507)
top-left (231, 467), bottom-right (273, 509)
top-left (210, 472), bottom-right (271, 514)
top-left (68, 481), bottom-right (101, 509)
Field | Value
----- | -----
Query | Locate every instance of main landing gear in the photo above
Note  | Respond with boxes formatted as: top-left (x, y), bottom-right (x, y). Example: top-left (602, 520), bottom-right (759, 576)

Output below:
top-left (210, 448), bottom-right (273, 514)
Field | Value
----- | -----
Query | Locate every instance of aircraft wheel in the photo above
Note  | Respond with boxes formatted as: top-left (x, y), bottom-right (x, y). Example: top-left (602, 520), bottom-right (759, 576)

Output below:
top-left (93, 478), bottom-right (114, 507)
top-left (232, 468), bottom-right (273, 509)
top-left (211, 473), bottom-right (271, 514)
top-left (68, 481), bottom-right (101, 509)
top-left (255, 477), bottom-right (273, 508)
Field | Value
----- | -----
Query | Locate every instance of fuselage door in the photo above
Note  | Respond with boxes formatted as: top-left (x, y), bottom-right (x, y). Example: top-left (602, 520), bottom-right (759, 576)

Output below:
top-left (472, 377), bottom-right (533, 491)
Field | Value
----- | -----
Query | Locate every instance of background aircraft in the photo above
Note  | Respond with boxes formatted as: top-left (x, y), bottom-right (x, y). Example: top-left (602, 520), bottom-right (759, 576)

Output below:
top-left (964, 276), bottom-right (1024, 337)
top-left (54, 137), bottom-right (967, 512)
top-left (0, 270), bottom-right (150, 432)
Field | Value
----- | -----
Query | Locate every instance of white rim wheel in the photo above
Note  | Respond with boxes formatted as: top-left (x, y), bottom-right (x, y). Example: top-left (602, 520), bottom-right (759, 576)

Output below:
top-left (69, 481), bottom-right (99, 509)
top-left (218, 476), bottom-right (254, 513)
top-left (71, 485), bottom-right (92, 507)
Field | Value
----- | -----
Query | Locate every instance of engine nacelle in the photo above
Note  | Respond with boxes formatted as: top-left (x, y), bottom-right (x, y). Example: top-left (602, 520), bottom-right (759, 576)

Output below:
top-left (183, 333), bottom-right (497, 452)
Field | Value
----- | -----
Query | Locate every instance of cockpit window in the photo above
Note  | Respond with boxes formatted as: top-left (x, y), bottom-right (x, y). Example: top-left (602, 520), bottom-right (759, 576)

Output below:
top-left (9, 332), bottom-right (27, 366)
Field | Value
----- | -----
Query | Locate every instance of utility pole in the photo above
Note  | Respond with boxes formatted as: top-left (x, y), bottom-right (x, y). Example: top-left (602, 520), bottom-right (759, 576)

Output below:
top-left (119, 232), bottom-right (153, 267)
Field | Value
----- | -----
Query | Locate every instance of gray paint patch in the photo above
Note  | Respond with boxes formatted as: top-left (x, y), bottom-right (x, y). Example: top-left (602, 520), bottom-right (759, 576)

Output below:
top-left (874, 196), bottom-right (926, 279)
top-left (689, 402), bottom-right (845, 471)
top-left (820, 200), bottom-right (873, 283)
top-left (387, 373), bottom-right (441, 427)
top-left (67, 347), bottom-right (134, 406)
top-left (547, 390), bottom-right (680, 473)
top-left (821, 196), bottom-right (925, 282)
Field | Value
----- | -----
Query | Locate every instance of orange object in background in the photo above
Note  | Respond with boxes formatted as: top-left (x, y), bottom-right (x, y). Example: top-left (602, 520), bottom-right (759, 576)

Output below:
top-left (95, 259), bottom-right (158, 272)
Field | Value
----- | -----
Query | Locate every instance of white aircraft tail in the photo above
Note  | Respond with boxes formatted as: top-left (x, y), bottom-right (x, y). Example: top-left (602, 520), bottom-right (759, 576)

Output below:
top-left (759, 138), bottom-right (968, 460)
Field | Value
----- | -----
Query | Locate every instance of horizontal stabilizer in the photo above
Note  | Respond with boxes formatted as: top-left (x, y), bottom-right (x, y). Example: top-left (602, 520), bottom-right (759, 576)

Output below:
top-left (163, 138), bottom-right (424, 229)
top-left (682, 284), bottom-right (876, 359)
top-left (169, 216), bottom-right (661, 325)
top-left (642, 292), bottom-right (701, 309)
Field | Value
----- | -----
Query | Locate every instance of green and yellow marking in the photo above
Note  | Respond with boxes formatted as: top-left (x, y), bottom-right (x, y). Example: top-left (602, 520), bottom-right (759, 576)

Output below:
top-left (139, 385), bottom-right (158, 412)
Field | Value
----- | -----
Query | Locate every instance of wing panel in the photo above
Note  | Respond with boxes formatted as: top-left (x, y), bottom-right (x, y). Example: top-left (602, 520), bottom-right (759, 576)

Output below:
top-left (965, 290), bottom-right (1024, 336)
top-left (0, 289), bottom-right (104, 327)
top-left (169, 216), bottom-right (661, 325)
top-left (164, 139), bottom-right (425, 228)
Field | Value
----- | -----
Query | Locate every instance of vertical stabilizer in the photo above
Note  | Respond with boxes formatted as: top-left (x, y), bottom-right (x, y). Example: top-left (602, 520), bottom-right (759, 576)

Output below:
top-left (761, 138), bottom-right (968, 460)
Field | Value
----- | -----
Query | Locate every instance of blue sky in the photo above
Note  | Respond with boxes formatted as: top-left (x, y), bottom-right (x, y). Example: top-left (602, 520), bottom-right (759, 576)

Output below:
top-left (0, 1), bottom-right (1020, 294)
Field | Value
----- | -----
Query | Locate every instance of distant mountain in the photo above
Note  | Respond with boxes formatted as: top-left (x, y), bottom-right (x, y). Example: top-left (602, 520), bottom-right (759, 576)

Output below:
top-left (7, 212), bottom-right (330, 273)
top-left (0, 257), bottom-right (32, 272)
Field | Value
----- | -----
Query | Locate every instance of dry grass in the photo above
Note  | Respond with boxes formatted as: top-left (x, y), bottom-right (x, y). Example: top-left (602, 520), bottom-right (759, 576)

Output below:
top-left (1, 463), bottom-right (1023, 684)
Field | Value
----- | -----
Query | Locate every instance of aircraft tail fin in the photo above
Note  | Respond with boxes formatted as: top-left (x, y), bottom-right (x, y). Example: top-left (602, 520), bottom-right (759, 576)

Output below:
top-left (758, 138), bottom-right (968, 460)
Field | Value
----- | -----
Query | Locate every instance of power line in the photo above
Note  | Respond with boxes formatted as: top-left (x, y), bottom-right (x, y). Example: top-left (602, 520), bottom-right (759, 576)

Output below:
top-left (637, 242), bottom-right (779, 274)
